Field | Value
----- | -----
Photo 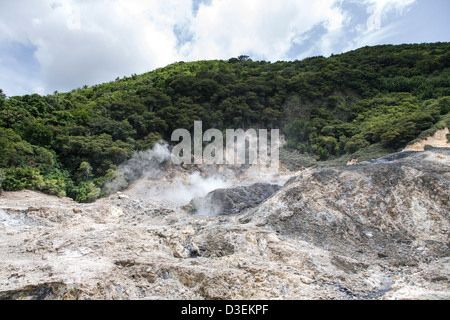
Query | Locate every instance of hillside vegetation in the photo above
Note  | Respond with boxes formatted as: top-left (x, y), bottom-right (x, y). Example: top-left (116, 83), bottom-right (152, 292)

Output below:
top-left (1, 43), bottom-right (449, 202)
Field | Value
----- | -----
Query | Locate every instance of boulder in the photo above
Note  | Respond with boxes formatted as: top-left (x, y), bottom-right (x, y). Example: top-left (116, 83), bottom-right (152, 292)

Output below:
top-left (188, 183), bottom-right (282, 216)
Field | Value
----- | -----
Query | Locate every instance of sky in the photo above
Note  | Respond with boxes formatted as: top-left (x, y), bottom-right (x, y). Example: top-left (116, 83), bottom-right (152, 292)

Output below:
top-left (0, 0), bottom-right (448, 97)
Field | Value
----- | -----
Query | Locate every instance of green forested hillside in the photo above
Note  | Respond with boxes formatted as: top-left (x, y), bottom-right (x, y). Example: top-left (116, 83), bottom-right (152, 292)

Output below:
top-left (1, 43), bottom-right (449, 202)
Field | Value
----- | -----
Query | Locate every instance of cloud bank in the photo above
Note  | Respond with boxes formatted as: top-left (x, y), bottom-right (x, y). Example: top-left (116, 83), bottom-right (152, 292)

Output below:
top-left (0, 0), bottom-right (421, 96)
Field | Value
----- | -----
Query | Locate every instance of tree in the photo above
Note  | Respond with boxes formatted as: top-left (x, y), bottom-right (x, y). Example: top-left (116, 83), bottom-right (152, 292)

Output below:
top-left (76, 161), bottom-right (93, 182)
top-left (21, 121), bottom-right (54, 147)
top-left (1, 167), bottom-right (45, 191)
top-left (238, 55), bottom-right (250, 62)
top-left (71, 181), bottom-right (100, 203)
top-left (0, 89), bottom-right (6, 107)
top-left (345, 134), bottom-right (370, 154)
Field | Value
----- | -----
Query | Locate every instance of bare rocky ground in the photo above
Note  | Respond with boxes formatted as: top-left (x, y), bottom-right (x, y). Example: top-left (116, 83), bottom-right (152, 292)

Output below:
top-left (0, 149), bottom-right (449, 300)
top-left (404, 128), bottom-right (450, 152)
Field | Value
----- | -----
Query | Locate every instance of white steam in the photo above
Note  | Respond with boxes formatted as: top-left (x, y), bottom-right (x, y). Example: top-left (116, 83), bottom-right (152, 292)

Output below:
top-left (103, 141), bottom-right (172, 194)
top-left (159, 172), bottom-right (232, 206)
top-left (104, 141), bottom-right (289, 208)
top-left (103, 142), bottom-right (233, 206)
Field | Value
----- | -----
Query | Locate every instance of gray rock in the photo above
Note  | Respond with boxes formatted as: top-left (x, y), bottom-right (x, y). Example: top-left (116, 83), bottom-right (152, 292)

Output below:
top-left (189, 183), bottom-right (282, 216)
top-left (245, 149), bottom-right (450, 265)
top-left (0, 282), bottom-right (78, 300)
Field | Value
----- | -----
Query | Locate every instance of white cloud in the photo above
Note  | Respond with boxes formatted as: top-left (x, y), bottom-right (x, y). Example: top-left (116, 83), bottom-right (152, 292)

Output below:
top-left (0, 0), bottom-right (191, 95)
top-left (35, 0), bottom-right (191, 90)
top-left (184, 0), bottom-right (345, 61)
top-left (0, 0), bottom-right (419, 96)
top-left (343, 0), bottom-right (416, 51)
top-left (365, 0), bottom-right (415, 31)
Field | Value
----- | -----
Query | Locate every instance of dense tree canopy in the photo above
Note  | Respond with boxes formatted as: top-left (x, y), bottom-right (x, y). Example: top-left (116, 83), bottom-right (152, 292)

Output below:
top-left (0, 43), bottom-right (449, 201)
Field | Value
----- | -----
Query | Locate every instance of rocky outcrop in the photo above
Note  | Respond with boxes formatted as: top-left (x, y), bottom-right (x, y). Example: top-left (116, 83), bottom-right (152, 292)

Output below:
top-left (0, 282), bottom-right (78, 300)
top-left (0, 149), bottom-right (449, 300)
top-left (404, 128), bottom-right (450, 151)
top-left (242, 149), bottom-right (450, 265)
top-left (188, 183), bottom-right (281, 216)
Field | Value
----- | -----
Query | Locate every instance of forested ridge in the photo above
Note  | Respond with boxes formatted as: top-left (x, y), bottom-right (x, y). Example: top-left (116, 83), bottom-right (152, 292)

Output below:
top-left (1, 42), bottom-right (449, 202)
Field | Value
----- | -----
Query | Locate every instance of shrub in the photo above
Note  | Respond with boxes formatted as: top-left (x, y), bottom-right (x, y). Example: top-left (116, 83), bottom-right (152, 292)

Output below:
top-left (344, 134), bottom-right (370, 154)
top-left (70, 181), bottom-right (101, 203)
top-left (1, 167), bottom-right (45, 191)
